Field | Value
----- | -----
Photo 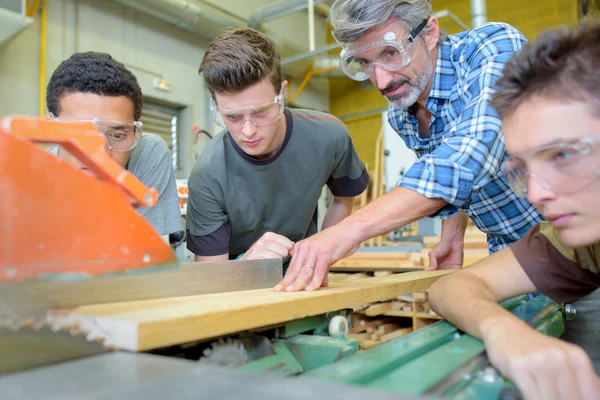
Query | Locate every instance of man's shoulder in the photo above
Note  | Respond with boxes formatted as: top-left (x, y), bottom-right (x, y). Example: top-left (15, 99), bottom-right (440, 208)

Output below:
top-left (131, 133), bottom-right (169, 164)
top-left (137, 133), bottom-right (170, 153)
top-left (289, 108), bottom-right (349, 140)
top-left (290, 108), bottom-right (345, 127)
top-left (446, 23), bottom-right (527, 64)
top-left (128, 133), bottom-right (172, 173)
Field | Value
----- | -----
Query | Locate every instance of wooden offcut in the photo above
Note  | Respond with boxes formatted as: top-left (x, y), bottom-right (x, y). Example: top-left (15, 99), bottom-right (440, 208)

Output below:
top-left (331, 251), bottom-right (424, 272)
top-left (48, 271), bottom-right (451, 352)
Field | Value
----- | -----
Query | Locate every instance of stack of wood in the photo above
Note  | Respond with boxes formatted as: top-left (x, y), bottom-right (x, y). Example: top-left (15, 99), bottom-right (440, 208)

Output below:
top-left (349, 311), bottom-right (412, 350)
top-left (348, 290), bottom-right (441, 349)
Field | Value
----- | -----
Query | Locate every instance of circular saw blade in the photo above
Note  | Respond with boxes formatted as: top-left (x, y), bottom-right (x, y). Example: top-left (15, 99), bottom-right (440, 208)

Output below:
top-left (199, 338), bottom-right (249, 368)
top-left (0, 323), bottom-right (110, 374)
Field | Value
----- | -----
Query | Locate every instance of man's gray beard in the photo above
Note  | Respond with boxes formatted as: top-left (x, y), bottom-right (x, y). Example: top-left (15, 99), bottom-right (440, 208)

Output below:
top-left (384, 50), bottom-right (434, 109)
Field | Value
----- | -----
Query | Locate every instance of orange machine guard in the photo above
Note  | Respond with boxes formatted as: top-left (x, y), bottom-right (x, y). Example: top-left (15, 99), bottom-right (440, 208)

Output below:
top-left (0, 117), bottom-right (177, 281)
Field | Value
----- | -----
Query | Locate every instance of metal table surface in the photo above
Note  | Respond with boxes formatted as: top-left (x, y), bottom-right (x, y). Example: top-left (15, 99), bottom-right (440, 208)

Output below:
top-left (0, 352), bottom-right (437, 400)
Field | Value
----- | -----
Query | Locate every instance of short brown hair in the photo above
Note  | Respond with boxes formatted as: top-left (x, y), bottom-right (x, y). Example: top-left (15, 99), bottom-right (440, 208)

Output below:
top-left (200, 27), bottom-right (282, 97)
top-left (492, 19), bottom-right (600, 118)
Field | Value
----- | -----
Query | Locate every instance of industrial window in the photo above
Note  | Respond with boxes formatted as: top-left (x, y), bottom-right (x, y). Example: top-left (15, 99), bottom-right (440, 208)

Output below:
top-left (141, 102), bottom-right (180, 170)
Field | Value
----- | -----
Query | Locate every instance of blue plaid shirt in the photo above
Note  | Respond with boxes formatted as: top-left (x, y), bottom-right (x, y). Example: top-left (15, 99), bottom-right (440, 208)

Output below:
top-left (388, 23), bottom-right (543, 253)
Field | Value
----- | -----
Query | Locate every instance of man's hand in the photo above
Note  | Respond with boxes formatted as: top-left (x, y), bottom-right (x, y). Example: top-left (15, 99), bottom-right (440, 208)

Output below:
top-left (427, 211), bottom-right (468, 270)
top-left (427, 238), bottom-right (464, 270)
top-left (273, 225), bottom-right (359, 292)
top-left (240, 232), bottom-right (294, 260)
top-left (482, 319), bottom-right (600, 400)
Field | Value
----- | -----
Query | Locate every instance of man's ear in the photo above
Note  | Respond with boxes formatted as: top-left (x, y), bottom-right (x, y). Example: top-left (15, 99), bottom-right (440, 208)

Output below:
top-left (424, 17), bottom-right (440, 51)
top-left (281, 80), bottom-right (289, 98)
top-left (45, 113), bottom-right (54, 120)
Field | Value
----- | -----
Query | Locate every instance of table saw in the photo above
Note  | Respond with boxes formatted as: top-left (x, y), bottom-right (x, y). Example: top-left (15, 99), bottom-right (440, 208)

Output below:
top-left (1, 294), bottom-right (568, 400)
top-left (0, 117), bottom-right (572, 399)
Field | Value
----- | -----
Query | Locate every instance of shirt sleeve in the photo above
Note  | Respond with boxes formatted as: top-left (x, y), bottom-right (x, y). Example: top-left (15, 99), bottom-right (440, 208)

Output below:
top-left (510, 223), bottom-right (600, 303)
top-left (185, 172), bottom-right (230, 256)
top-left (326, 128), bottom-right (369, 197)
top-left (132, 139), bottom-right (183, 236)
top-left (399, 52), bottom-right (515, 217)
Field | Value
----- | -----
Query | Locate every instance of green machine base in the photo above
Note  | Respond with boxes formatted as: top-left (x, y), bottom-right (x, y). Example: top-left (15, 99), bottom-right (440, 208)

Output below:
top-left (232, 296), bottom-right (568, 399)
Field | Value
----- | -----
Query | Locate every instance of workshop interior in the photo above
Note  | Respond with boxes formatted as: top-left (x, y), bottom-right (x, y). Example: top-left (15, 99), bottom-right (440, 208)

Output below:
top-left (1, 0), bottom-right (598, 399)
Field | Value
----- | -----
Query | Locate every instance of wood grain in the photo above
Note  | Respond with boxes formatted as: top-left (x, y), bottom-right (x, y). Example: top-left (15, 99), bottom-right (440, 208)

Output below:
top-left (48, 271), bottom-right (451, 352)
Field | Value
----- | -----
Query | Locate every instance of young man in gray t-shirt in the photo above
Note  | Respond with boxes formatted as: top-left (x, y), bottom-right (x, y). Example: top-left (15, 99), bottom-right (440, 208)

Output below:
top-left (187, 28), bottom-right (368, 270)
top-left (46, 52), bottom-right (183, 237)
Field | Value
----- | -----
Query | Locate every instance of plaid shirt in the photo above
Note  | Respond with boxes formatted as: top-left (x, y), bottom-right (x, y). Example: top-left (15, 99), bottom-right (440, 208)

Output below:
top-left (388, 23), bottom-right (543, 253)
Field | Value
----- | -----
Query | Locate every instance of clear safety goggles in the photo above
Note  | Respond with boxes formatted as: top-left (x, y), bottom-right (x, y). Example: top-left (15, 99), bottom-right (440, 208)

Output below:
top-left (338, 19), bottom-right (429, 81)
top-left (50, 115), bottom-right (143, 152)
top-left (502, 135), bottom-right (600, 198)
top-left (210, 91), bottom-right (284, 131)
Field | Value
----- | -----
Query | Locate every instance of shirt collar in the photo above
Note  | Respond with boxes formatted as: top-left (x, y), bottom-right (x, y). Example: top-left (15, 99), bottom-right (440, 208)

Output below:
top-left (427, 40), bottom-right (454, 101)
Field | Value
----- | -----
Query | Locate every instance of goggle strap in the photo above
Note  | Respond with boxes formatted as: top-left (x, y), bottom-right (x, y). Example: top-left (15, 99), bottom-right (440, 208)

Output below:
top-left (408, 18), bottom-right (429, 43)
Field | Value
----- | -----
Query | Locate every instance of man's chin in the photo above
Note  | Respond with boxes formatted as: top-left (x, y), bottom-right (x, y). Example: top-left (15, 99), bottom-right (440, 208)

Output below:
top-left (555, 225), bottom-right (599, 248)
top-left (385, 91), bottom-right (420, 109)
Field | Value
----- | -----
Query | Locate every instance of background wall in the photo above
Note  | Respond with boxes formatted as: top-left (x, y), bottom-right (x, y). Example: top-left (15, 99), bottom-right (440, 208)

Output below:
top-left (0, 0), bottom-right (331, 177)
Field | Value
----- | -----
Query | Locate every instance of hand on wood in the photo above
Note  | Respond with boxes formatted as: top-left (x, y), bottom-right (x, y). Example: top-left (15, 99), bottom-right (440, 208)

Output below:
top-left (274, 225), bottom-right (359, 292)
top-left (426, 238), bottom-right (464, 270)
top-left (240, 232), bottom-right (294, 261)
top-left (482, 321), bottom-right (600, 400)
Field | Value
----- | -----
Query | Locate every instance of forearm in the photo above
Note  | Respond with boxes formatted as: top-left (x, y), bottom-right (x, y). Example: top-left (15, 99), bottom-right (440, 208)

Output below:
top-left (429, 249), bottom-right (537, 339)
top-left (429, 270), bottom-right (519, 338)
top-left (440, 211), bottom-right (468, 242)
top-left (322, 196), bottom-right (354, 229)
top-left (195, 253), bottom-right (228, 262)
top-left (337, 186), bottom-right (446, 244)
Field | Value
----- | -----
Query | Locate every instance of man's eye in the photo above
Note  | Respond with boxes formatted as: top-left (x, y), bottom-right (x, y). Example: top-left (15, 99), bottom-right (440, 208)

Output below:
top-left (253, 109), bottom-right (267, 117)
top-left (386, 49), bottom-right (400, 58)
top-left (552, 149), bottom-right (577, 163)
top-left (106, 132), bottom-right (127, 142)
top-left (225, 115), bottom-right (242, 121)
top-left (357, 59), bottom-right (371, 66)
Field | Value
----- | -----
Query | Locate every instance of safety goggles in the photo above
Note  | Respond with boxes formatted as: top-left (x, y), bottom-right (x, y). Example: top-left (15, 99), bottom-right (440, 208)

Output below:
top-left (338, 19), bottom-right (429, 81)
top-left (210, 91), bottom-right (284, 131)
top-left (50, 115), bottom-right (143, 152)
top-left (502, 135), bottom-right (600, 198)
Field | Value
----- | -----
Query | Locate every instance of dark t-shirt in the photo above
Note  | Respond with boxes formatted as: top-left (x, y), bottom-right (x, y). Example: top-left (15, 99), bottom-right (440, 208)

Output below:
top-left (510, 221), bottom-right (600, 303)
top-left (186, 108), bottom-right (368, 258)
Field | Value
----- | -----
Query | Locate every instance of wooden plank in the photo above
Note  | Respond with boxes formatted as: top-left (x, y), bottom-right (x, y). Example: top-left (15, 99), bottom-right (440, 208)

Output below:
top-left (364, 302), bottom-right (393, 317)
top-left (380, 327), bottom-right (412, 342)
top-left (377, 323), bottom-right (402, 335)
top-left (373, 271), bottom-right (394, 277)
top-left (347, 332), bottom-right (371, 342)
top-left (330, 251), bottom-right (422, 272)
top-left (342, 252), bottom-right (412, 260)
top-left (360, 339), bottom-right (381, 350)
top-left (330, 261), bottom-right (422, 272)
top-left (49, 271), bottom-right (451, 352)
top-left (383, 310), bottom-right (413, 318)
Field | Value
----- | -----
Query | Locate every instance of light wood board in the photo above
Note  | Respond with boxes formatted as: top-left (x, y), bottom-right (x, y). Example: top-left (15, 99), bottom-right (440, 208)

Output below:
top-left (331, 251), bottom-right (424, 272)
top-left (49, 270), bottom-right (451, 352)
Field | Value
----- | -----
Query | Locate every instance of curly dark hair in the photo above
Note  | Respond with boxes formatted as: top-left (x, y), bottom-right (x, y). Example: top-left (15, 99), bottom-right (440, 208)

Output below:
top-left (46, 52), bottom-right (143, 120)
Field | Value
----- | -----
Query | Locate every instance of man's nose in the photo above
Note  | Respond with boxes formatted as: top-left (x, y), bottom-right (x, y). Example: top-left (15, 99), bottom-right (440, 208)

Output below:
top-left (527, 174), bottom-right (557, 205)
top-left (372, 66), bottom-right (395, 91)
top-left (241, 119), bottom-right (258, 137)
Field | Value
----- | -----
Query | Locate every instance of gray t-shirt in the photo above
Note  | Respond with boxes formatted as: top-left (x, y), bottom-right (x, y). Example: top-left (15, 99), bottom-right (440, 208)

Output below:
top-left (48, 133), bottom-right (183, 236)
top-left (127, 133), bottom-right (183, 236)
top-left (186, 108), bottom-right (368, 258)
